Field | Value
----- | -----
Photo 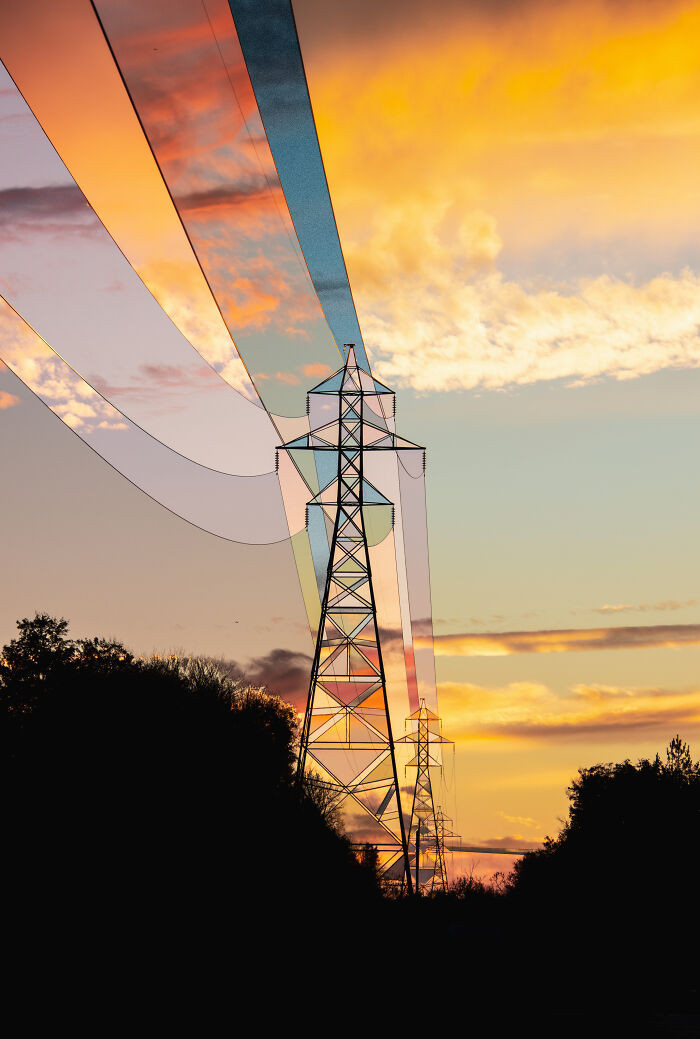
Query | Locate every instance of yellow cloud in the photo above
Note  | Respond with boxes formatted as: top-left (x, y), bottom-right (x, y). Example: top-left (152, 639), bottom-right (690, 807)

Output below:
top-left (497, 811), bottom-right (541, 832)
top-left (301, 0), bottom-right (700, 390)
top-left (310, 0), bottom-right (700, 231)
top-left (438, 678), bottom-right (700, 742)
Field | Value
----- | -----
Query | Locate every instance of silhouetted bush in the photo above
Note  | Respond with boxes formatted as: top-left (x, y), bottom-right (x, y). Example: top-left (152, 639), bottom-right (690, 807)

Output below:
top-left (506, 738), bottom-right (700, 1015)
top-left (1, 613), bottom-right (380, 973)
top-left (382, 739), bottom-right (699, 1031)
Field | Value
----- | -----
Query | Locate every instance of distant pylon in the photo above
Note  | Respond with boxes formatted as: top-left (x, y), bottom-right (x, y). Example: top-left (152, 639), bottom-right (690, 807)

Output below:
top-left (398, 699), bottom-right (451, 894)
top-left (280, 345), bottom-right (423, 885)
top-left (434, 808), bottom-right (458, 891)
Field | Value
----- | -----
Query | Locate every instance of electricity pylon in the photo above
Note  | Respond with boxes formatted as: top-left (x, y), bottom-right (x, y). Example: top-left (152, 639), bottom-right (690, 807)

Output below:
top-left (398, 699), bottom-right (451, 894)
top-left (279, 345), bottom-right (421, 885)
top-left (434, 808), bottom-right (458, 892)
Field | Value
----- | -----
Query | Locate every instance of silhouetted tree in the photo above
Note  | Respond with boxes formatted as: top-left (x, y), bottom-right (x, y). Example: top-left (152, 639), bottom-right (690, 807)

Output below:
top-left (75, 636), bottom-right (134, 671)
top-left (1, 613), bottom-right (382, 976)
top-left (358, 841), bottom-right (379, 874)
top-left (664, 733), bottom-right (700, 778)
top-left (0, 612), bottom-right (73, 699)
top-left (508, 737), bottom-right (700, 1015)
top-left (302, 770), bottom-right (344, 832)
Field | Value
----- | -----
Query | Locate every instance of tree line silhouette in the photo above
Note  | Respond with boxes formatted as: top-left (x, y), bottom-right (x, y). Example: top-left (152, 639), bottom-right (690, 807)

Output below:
top-left (390, 733), bottom-right (699, 1032)
top-left (1, 613), bottom-right (379, 972)
top-left (2, 612), bottom-right (698, 1027)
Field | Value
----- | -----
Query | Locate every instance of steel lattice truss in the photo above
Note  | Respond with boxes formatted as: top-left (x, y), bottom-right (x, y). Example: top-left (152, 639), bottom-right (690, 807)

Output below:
top-left (434, 808), bottom-right (457, 891)
top-left (397, 699), bottom-right (452, 893)
top-left (280, 346), bottom-right (422, 882)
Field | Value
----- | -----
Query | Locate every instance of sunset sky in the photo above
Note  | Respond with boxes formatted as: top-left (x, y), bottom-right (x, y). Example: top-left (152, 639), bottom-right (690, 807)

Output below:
top-left (3, 0), bottom-right (700, 877)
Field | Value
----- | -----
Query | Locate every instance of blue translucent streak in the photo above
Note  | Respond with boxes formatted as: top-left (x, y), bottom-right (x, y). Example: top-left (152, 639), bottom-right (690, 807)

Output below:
top-left (228, 0), bottom-right (368, 367)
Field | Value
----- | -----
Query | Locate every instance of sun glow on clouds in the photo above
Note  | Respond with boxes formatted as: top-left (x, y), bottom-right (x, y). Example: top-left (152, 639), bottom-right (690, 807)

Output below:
top-left (363, 264), bottom-right (700, 393)
top-left (426, 624), bottom-right (700, 656)
top-left (0, 389), bottom-right (19, 410)
top-left (136, 259), bottom-right (253, 395)
top-left (438, 679), bottom-right (700, 742)
top-left (0, 0), bottom-right (263, 399)
top-left (301, 0), bottom-right (700, 392)
top-left (0, 301), bottom-right (128, 433)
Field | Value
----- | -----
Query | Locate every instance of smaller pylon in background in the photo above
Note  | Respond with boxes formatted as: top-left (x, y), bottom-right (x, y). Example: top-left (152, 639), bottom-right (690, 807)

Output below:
top-left (434, 808), bottom-right (458, 892)
top-left (397, 699), bottom-right (451, 894)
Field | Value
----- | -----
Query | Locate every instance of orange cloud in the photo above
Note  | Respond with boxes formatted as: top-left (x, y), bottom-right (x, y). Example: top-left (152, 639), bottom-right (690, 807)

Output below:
top-left (0, 2), bottom-right (189, 265)
top-left (302, 363), bottom-right (333, 378)
top-left (0, 0), bottom-right (277, 400)
top-left (299, 0), bottom-right (700, 389)
top-left (308, 0), bottom-right (700, 235)
top-left (178, 183), bottom-right (284, 224)
top-left (426, 624), bottom-right (700, 657)
top-left (84, 0), bottom-right (331, 363)
top-left (437, 679), bottom-right (700, 743)
top-left (0, 390), bottom-right (20, 409)
top-left (136, 258), bottom-right (251, 387)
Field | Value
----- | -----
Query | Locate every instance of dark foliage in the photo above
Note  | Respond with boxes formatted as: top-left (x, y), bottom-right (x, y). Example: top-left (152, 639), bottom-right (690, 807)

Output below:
top-left (505, 739), bottom-right (700, 1018)
top-left (405, 738), bottom-right (700, 1033)
top-left (4, 612), bottom-right (698, 1024)
top-left (1, 614), bottom-right (380, 978)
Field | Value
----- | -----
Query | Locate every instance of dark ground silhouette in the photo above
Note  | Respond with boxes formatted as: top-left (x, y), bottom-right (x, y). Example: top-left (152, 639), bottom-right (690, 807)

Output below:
top-left (1, 614), bottom-right (379, 978)
top-left (2, 614), bottom-right (698, 1031)
top-left (389, 735), bottom-right (700, 1034)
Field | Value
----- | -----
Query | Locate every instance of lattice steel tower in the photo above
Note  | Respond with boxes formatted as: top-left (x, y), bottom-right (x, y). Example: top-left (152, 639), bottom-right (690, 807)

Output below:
top-left (434, 808), bottom-right (457, 891)
top-left (280, 345), bottom-right (422, 885)
top-left (399, 699), bottom-right (451, 893)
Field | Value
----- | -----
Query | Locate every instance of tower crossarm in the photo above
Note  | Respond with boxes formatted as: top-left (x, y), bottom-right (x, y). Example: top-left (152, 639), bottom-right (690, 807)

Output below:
top-left (278, 431), bottom-right (423, 453)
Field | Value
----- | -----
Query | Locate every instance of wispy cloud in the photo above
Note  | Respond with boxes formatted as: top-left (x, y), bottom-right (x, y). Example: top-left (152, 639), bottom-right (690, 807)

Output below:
top-left (0, 389), bottom-right (19, 410)
top-left (426, 624), bottom-right (700, 657)
top-left (458, 835), bottom-right (542, 853)
top-left (178, 180), bottom-right (281, 217)
top-left (497, 811), bottom-right (541, 832)
top-left (438, 679), bottom-right (700, 742)
top-left (0, 184), bottom-right (87, 221)
top-left (0, 183), bottom-right (98, 243)
top-left (591, 599), bottom-right (697, 615)
top-left (89, 362), bottom-right (229, 404)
